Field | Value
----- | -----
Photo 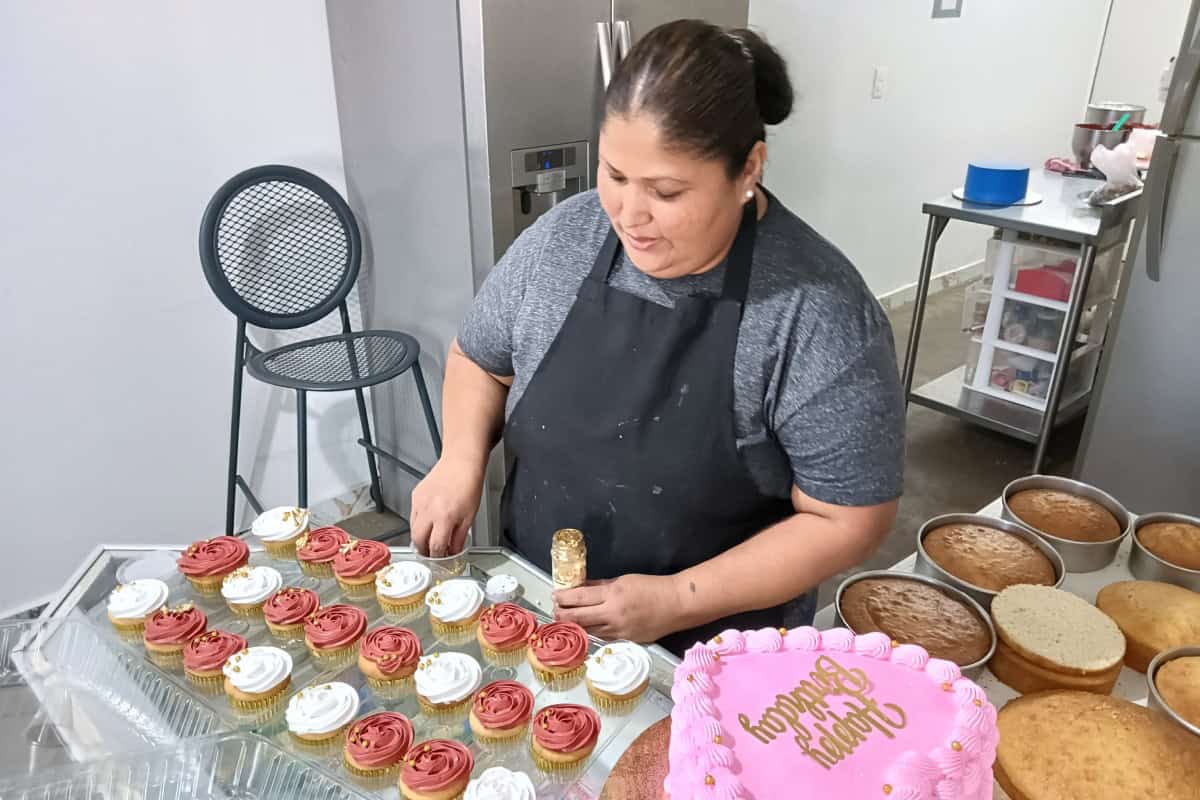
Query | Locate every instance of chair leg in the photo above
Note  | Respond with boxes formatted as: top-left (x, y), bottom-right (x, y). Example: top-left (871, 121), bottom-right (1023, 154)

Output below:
top-left (296, 389), bottom-right (308, 508)
top-left (225, 321), bottom-right (247, 536)
top-left (353, 387), bottom-right (385, 512)
top-left (411, 360), bottom-right (442, 458)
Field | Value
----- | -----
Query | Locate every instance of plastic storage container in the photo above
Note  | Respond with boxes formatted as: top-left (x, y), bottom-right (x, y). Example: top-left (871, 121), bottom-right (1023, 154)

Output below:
top-left (0, 732), bottom-right (373, 799)
top-left (985, 236), bottom-right (1121, 308)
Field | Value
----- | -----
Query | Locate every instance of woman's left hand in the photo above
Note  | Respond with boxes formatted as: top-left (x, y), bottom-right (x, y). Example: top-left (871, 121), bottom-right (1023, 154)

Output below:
top-left (553, 574), bottom-right (684, 643)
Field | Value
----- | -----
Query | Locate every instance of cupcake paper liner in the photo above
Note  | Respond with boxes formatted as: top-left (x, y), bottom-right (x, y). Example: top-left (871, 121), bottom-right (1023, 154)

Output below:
top-left (586, 684), bottom-right (646, 715)
top-left (266, 622), bottom-right (305, 642)
top-left (341, 754), bottom-right (403, 783)
top-left (289, 725), bottom-right (349, 755)
top-left (365, 674), bottom-right (415, 698)
top-left (262, 537), bottom-right (302, 560)
top-left (226, 681), bottom-right (289, 714)
top-left (416, 693), bottom-right (473, 720)
top-left (110, 620), bottom-right (147, 641)
top-left (336, 577), bottom-right (378, 599)
top-left (185, 671), bottom-right (226, 694)
top-left (186, 576), bottom-right (228, 596)
top-left (530, 663), bottom-right (585, 691)
top-left (307, 642), bottom-right (359, 669)
top-left (478, 641), bottom-right (527, 668)
top-left (530, 742), bottom-right (589, 774)
top-left (298, 561), bottom-right (335, 579)
top-left (146, 648), bottom-right (185, 670)
top-left (377, 594), bottom-right (427, 620)
top-left (226, 602), bottom-right (266, 618)
top-left (473, 722), bottom-right (529, 746)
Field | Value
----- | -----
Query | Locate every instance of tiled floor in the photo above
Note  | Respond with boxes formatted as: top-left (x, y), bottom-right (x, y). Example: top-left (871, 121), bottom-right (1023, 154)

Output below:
top-left (813, 285), bottom-right (1085, 607)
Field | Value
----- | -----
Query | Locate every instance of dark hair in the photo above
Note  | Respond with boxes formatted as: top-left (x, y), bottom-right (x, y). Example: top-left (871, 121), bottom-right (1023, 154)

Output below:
top-left (604, 20), bottom-right (793, 177)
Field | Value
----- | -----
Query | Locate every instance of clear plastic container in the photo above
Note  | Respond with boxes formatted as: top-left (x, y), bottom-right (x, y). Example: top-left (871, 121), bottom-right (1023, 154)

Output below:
top-left (0, 732), bottom-right (373, 799)
top-left (985, 237), bottom-right (1121, 308)
top-left (11, 619), bottom-right (230, 761)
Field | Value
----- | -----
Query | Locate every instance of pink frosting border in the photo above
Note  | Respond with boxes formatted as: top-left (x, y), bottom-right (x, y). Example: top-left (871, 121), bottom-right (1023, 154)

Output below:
top-left (664, 627), bottom-right (998, 800)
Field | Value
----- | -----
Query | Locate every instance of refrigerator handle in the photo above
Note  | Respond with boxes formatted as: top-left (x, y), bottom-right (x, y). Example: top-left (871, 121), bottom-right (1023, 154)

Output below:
top-left (1162, 0), bottom-right (1200, 134)
top-left (615, 20), bottom-right (632, 61)
top-left (1142, 137), bottom-right (1180, 282)
top-left (597, 21), bottom-right (615, 89)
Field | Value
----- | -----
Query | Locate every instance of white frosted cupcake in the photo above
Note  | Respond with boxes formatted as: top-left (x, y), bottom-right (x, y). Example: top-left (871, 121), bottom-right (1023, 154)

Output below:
top-left (251, 506), bottom-right (310, 558)
top-left (107, 578), bottom-right (169, 638)
top-left (465, 766), bottom-right (536, 799)
top-left (222, 645), bottom-right (293, 712)
top-left (220, 565), bottom-right (283, 616)
top-left (286, 680), bottom-right (360, 747)
top-left (585, 640), bottom-right (651, 711)
top-left (414, 651), bottom-right (482, 717)
top-left (376, 561), bottom-right (433, 617)
top-left (424, 578), bottom-right (485, 640)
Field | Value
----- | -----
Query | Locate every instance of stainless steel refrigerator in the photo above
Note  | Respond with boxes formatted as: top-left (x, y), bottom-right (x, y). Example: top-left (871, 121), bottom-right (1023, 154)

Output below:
top-left (1077, 0), bottom-right (1200, 514)
top-left (326, 1), bottom-right (747, 543)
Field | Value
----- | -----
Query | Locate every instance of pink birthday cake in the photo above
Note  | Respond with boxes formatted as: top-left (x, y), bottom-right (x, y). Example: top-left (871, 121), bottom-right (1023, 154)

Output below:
top-left (665, 627), bottom-right (998, 800)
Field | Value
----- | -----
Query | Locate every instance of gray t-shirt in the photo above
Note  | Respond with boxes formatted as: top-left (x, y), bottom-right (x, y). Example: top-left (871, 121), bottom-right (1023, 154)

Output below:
top-left (459, 190), bottom-right (904, 507)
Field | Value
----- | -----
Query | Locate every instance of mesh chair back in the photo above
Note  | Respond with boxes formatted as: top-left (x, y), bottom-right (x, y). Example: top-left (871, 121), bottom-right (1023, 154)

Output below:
top-left (199, 165), bottom-right (362, 329)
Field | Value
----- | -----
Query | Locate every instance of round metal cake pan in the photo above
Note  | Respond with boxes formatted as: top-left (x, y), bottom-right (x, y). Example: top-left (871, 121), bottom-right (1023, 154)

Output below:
top-left (915, 513), bottom-right (1067, 609)
top-left (1146, 645), bottom-right (1200, 738)
top-left (1002, 475), bottom-right (1133, 573)
top-left (833, 569), bottom-right (996, 680)
top-left (1129, 512), bottom-right (1200, 592)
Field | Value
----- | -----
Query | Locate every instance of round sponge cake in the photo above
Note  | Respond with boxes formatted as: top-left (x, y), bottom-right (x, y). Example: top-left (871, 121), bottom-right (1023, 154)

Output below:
top-left (924, 523), bottom-right (1056, 591)
top-left (1008, 489), bottom-right (1123, 542)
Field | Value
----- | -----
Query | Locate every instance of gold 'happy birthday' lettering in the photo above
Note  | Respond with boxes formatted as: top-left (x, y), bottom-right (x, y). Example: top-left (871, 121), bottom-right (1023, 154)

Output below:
top-left (736, 655), bottom-right (908, 771)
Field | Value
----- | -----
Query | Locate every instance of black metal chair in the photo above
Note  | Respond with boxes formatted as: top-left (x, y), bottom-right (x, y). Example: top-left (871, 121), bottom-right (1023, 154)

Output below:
top-left (199, 164), bottom-right (441, 535)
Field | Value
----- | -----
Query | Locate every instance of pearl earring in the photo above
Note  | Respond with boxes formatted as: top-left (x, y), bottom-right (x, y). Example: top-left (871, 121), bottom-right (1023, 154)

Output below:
top-left (745, 189), bottom-right (754, 200)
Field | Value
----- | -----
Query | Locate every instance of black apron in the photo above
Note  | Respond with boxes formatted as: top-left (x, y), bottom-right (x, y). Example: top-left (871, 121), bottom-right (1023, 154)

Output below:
top-left (500, 199), bottom-right (796, 655)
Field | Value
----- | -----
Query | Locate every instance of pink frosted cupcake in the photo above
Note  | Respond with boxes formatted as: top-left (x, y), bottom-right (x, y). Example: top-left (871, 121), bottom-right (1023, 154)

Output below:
top-left (296, 525), bottom-right (351, 579)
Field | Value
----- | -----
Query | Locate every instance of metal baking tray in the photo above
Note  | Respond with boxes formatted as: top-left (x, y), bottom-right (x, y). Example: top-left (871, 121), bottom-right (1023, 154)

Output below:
top-left (0, 731), bottom-right (373, 799)
top-left (1002, 475), bottom-right (1132, 572)
top-left (1129, 512), bottom-right (1200, 592)
top-left (1146, 645), bottom-right (1200, 738)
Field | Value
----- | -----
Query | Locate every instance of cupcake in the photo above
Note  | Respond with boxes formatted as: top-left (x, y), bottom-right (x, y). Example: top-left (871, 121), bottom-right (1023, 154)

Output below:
top-left (305, 604), bottom-right (368, 666)
top-left (220, 565), bottom-right (283, 616)
top-left (142, 603), bottom-right (207, 667)
top-left (106, 578), bottom-right (168, 638)
top-left (468, 680), bottom-right (534, 744)
top-left (425, 578), bottom-right (485, 640)
top-left (476, 602), bottom-right (536, 665)
top-left (333, 538), bottom-right (391, 596)
top-left (178, 536), bottom-right (250, 594)
top-left (223, 645), bottom-right (293, 712)
top-left (342, 711), bottom-right (414, 780)
top-left (251, 505), bottom-right (310, 558)
top-left (530, 704), bottom-right (601, 772)
top-left (358, 626), bottom-right (422, 691)
top-left (413, 651), bottom-right (482, 717)
top-left (285, 680), bottom-right (360, 748)
top-left (399, 739), bottom-right (474, 800)
top-left (376, 561), bottom-right (433, 617)
top-left (527, 621), bottom-right (589, 687)
top-left (263, 587), bottom-right (320, 639)
top-left (585, 640), bottom-right (651, 710)
top-left (464, 767), bottom-right (536, 799)
top-left (296, 525), bottom-right (351, 579)
top-left (184, 629), bottom-right (247, 689)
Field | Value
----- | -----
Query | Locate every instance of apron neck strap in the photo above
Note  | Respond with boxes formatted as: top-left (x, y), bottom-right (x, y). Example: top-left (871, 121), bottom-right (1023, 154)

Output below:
top-left (590, 197), bottom-right (759, 305)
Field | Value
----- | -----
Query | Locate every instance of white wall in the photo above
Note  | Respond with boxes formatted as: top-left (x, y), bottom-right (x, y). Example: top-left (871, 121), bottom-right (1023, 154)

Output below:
top-left (0, 2), bottom-right (362, 609)
top-left (1092, 0), bottom-right (1193, 122)
top-left (750, 0), bottom-right (1110, 297)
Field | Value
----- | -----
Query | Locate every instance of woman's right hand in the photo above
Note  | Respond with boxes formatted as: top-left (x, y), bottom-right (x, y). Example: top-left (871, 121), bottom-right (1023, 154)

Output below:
top-left (410, 456), bottom-right (485, 557)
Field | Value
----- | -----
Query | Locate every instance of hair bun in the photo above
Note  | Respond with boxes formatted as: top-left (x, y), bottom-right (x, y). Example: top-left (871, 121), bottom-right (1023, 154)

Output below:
top-left (730, 28), bottom-right (793, 126)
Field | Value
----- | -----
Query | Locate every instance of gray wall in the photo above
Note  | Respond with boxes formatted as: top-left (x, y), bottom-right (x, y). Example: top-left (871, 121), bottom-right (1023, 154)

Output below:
top-left (326, 1), bottom-right (478, 518)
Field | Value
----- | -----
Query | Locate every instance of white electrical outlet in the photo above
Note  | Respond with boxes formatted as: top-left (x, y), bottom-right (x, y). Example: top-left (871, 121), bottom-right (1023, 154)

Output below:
top-left (872, 67), bottom-right (888, 100)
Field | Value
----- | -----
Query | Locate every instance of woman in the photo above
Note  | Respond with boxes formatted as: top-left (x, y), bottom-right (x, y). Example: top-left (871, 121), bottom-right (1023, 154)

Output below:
top-left (411, 20), bottom-right (904, 655)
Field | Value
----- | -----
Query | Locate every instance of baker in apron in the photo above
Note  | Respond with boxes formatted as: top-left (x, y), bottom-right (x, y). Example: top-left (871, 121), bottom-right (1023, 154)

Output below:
top-left (410, 21), bottom-right (904, 656)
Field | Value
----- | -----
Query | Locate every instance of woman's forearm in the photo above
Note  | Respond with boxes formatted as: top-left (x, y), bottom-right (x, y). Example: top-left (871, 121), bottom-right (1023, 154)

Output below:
top-left (671, 492), bottom-right (897, 631)
top-left (440, 339), bottom-right (509, 470)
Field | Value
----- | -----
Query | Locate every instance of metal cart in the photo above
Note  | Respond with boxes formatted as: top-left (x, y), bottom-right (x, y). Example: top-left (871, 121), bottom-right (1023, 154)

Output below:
top-left (900, 172), bottom-right (1141, 473)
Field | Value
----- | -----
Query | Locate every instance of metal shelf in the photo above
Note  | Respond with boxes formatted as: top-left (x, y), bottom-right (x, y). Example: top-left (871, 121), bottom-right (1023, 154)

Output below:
top-left (971, 336), bottom-right (1102, 364)
top-left (910, 366), bottom-right (1092, 442)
